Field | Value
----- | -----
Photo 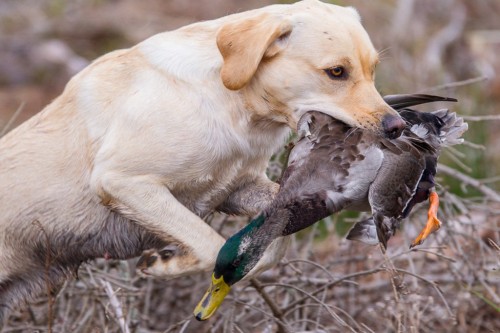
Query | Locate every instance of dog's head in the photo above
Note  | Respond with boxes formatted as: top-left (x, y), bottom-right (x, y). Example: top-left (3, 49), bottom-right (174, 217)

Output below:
top-left (217, 0), bottom-right (404, 138)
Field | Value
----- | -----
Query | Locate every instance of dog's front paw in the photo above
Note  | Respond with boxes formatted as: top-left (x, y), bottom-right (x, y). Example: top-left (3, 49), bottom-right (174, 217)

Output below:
top-left (137, 245), bottom-right (180, 278)
top-left (137, 244), bottom-right (211, 279)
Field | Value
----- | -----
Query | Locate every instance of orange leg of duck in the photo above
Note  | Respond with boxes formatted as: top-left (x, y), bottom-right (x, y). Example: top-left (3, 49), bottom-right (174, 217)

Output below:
top-left (410, 191), bottom-right (442, 248)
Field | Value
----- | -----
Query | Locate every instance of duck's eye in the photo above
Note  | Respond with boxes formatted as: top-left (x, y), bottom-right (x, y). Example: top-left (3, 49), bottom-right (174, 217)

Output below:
top-left (325, 66), bottom-right (347, 80)
top-left (232, 259), bottom-right (241, 267)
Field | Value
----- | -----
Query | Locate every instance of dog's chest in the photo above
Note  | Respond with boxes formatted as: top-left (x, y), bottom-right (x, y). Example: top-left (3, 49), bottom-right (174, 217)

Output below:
top-left (171, 129), bottom-right (288, 216)
top-left (169, 155), bottom-right (249, 216)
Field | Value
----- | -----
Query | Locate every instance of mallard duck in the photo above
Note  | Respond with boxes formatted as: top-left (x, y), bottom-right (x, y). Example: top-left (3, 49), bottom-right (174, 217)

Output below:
top-left (346, 100), bottom-right (466, 247)
top-left (194, 94), bottom-right (467, 321)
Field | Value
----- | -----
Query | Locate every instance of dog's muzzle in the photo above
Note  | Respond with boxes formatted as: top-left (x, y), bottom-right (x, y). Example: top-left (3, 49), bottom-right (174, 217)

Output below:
top-left (382, 114), bottom-right (405, 139)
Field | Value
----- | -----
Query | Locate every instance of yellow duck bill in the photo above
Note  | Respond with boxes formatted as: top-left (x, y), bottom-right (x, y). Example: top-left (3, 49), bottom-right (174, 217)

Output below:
top-left (193, 273), bottom-right (231, 321)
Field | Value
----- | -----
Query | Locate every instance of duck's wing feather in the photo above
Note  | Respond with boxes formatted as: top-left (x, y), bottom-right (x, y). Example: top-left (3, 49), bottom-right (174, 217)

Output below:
top-left (347, 216), bottom-right (400, 247)
top-left (369, 135), bottom-right (427, 219)
top-left (346, 217), bottom-right (379, 245)
top-left (400, 109), bottom-right (468, 217)
top-left (432, 109), bottom-right (468, 146)
top-left (273, 112), bottom-right (383, 236)
top-left (384, 94), bottom-right (457, 109)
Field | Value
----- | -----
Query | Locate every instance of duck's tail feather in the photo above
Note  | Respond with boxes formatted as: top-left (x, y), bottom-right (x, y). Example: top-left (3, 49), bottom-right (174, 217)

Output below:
top-left (384, 94), bottom-right (457, 110)
top-left (432, 109), bottom-right (468, 146)
top-left (346, 218), bottom-right (379, 246)
top-left (347, 216), bottom-right (400, 247)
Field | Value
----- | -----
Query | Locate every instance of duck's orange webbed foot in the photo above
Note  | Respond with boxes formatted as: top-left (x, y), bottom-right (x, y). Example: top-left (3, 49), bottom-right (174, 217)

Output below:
top-left (410, 191), bottom-right (442, 248)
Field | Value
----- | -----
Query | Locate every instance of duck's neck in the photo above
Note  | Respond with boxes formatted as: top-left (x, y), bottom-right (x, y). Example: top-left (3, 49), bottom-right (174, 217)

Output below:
top-left (239, 209), bottom-right (291, 273)
top-left (250, 208), bottom-right (291, 248)
top-left (242, 198), bottom-right (331, 276)
top-left (279, 199), bottom-right (331, 236)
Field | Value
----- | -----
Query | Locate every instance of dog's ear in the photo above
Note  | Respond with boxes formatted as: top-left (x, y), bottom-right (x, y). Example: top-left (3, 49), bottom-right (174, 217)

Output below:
top-left (217, 13), bottom-right (292, 90)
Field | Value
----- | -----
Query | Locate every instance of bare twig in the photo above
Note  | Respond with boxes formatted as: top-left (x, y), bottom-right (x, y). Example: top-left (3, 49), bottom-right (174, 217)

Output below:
top-left (264, 282), bottom-right (354, 332)
top-left (438, 164), bottom-right (500, 202)
top-left (395, 268), bottom-right (454, 318)
top-left (250, 279), bottom-right (291, 333)
top-left (462, 115), bottom-right (500, 121)
top-left (411, 248), bottom-right (457, 263)
top-left (419, 76), bottom-right (489, 93)
top-left (0, 102), bottom-right (25, 137)
top-left (232, 299), bottom-right (292, 330)
top-left (100, 279), bottom-right (130, 333)
top-left (281, 267), bottom-right (385, 313)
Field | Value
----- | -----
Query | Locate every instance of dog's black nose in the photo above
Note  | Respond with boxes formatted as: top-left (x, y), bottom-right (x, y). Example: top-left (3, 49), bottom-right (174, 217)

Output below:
top-left (382, 114), bottom-right (405, 139)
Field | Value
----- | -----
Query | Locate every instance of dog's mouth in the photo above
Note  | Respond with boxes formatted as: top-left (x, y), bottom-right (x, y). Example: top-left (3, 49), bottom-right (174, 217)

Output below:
top-left (296, 106), bottom-right (369, 132)
top-left (297, 108), bottom-right (405, 140)
top-left (296, 110), bottom-right (349, 139)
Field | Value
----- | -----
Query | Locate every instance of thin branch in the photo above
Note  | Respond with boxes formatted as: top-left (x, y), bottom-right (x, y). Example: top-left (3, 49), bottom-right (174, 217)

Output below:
top-left (438, 164), bottom-right (500, 202)
top-left (461, 140), bottom-right (486, 150)
top-left (250, 279), bottom-right (291, 333)
top-left (100, 280), bottom-right (130, 333)
top-left (232, 299), bottom-right (293, 330)
top-left (411, 249), bottom-right (457, 263)
top-left (462, 115), bottom-right (500, 121)
top-left (284, 259), bottom-right (340, 282)
top-left (266, 282), bottom-right (353, 331)
top-left (163, 318), bottom-right (191, 333)
top-left (179, 319), bottom-right (192, 333)
top-left (487, 238), bottom-right (500, 251)
top-left (0, 102), bottom-right (25, 137)
top-left (477, 277), bottom-right (500, 304)
top-left (419, 75), bottom-right (489, 93)
top-left (444, 148), bottom-right (473, 173)
top-left (281, 267), bottom-right (385, 313)
top-left (395, 268), bottom-right (454, 318)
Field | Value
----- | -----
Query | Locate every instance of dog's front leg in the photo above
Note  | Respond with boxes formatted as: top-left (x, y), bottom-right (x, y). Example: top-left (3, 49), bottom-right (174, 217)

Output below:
top-left (218, 176), bottom-right (280, 216)
top-left (219, 176), bottom-right (291, 273)
top-left (93, 172), bottom-right (226, 278)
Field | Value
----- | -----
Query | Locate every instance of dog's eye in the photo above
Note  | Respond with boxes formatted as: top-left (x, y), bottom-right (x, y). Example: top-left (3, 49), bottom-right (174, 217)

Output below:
top-left (325, 66), bottom-right (347, 80)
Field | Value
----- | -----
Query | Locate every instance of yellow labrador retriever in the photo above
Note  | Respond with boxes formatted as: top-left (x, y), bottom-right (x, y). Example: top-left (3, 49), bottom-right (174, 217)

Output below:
top-left (0, 0), bottom-right (404, 319)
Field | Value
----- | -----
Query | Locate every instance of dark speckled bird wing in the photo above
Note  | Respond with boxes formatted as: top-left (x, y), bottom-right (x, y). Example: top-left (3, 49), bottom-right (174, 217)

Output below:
top-left (368, 134), bottom-right (431, 219)
top-left (272, 112), bottom-right (384, 236)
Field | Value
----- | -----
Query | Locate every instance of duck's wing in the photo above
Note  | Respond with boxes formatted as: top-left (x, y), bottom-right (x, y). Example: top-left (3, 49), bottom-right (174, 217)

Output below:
top-left (398, 107), bottom-right (467, 149)
top-left (399, 108), bottom-right (468, 217)
top-left (431, 109), bottom-right (468, 146)
top-left (346, 216), bottom-right (400, 248)
top-left (350, 132), bottom-right (435, 248)
top-left (368, 135), bottom-right (428, 219)
top-left (365, 134), bottom-right (433, 249)
top-left (376, 109), bottom-right (467, 247)
top-left (403, 109), bottom-right (467, 247)
top-left (346, 217), bottom-right (379, 245)
top-left (272, 112), bottom-right (383, 236)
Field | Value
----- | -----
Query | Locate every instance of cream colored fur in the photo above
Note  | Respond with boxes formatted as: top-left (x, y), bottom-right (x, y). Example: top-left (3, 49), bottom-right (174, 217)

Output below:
top-left (0, 0), bottom-right (399, 306)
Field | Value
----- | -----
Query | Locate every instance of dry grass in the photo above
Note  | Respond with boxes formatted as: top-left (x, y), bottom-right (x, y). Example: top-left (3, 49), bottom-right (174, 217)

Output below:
top-left (3, 199), bottom-right (499, 332)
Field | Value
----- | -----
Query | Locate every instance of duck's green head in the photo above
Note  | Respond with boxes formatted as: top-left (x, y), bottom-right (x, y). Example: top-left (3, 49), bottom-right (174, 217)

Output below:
top-left (194, 215), bottom-right (267, 321)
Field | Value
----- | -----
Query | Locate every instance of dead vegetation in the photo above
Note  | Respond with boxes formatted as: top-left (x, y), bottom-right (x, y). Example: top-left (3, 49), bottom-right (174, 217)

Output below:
top-left (0, 1), bottom-right (499, 332)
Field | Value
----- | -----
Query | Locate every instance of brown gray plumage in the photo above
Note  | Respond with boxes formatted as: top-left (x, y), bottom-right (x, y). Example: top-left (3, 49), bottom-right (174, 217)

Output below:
top-left (207, 94), bottom-right (467, 291)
